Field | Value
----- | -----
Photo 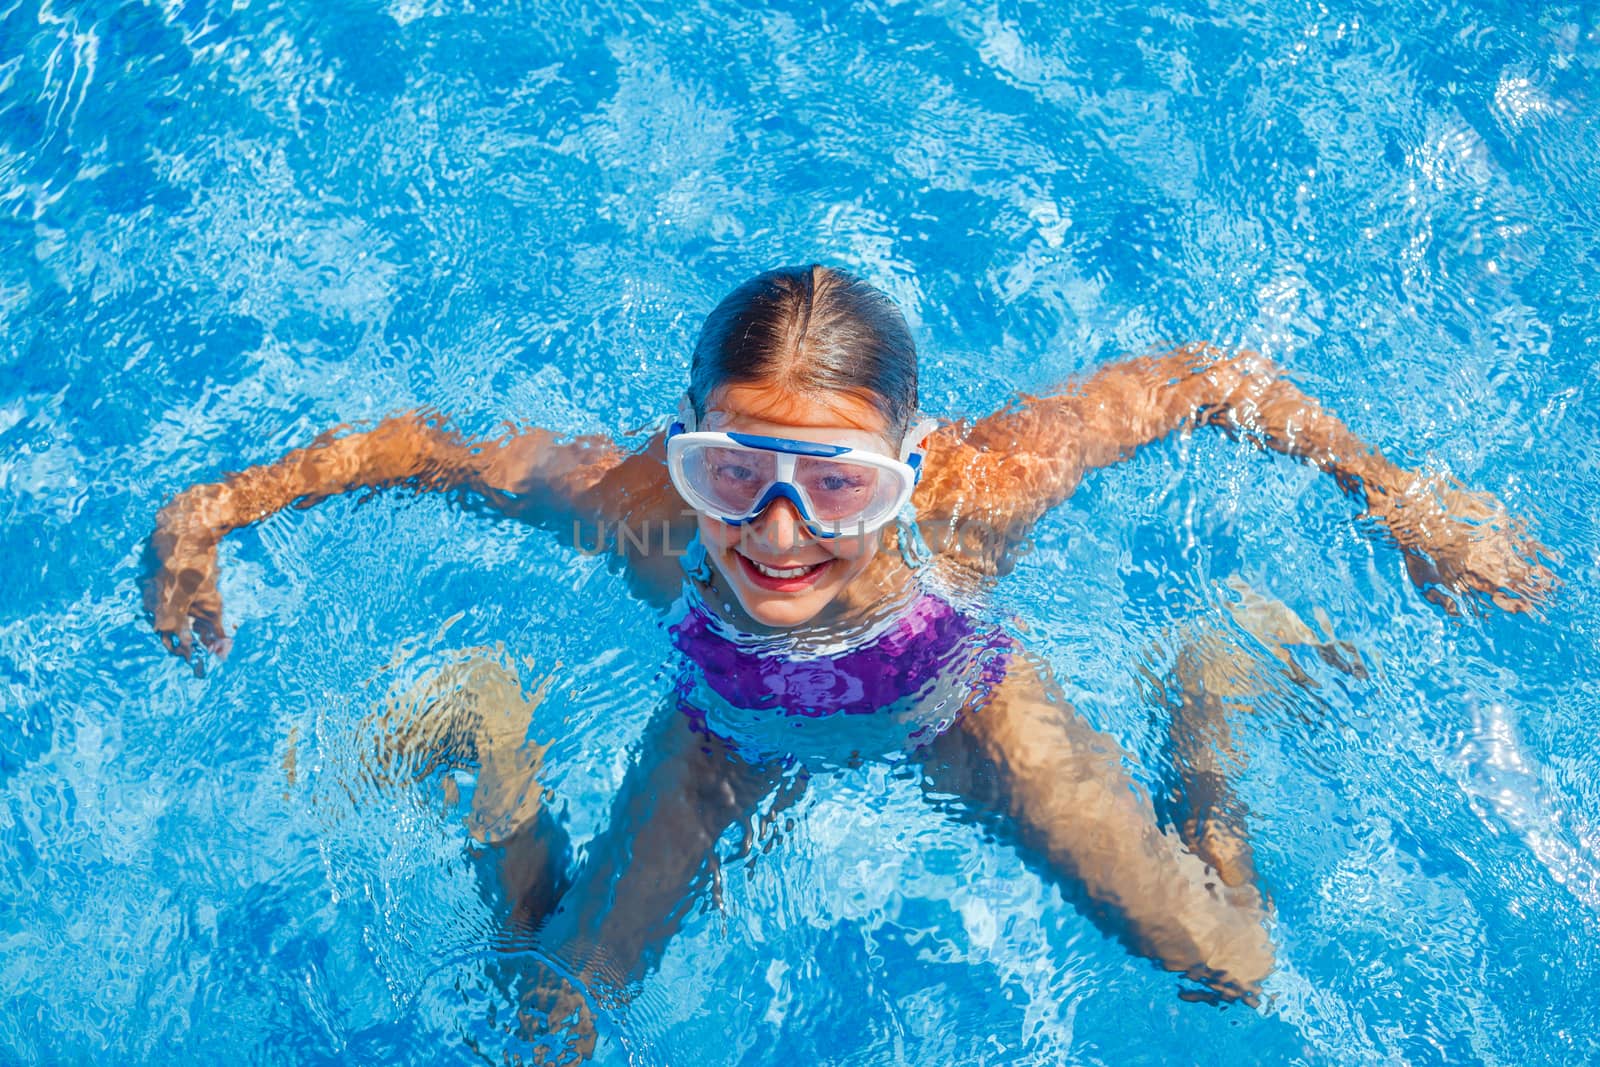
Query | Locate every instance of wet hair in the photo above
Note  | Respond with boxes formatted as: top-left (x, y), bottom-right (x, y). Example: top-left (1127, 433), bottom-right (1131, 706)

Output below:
top-left (687, 264), bottom-right (918, 439)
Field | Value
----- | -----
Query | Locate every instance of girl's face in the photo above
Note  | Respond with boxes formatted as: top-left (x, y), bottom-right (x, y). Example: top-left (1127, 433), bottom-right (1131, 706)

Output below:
top-left (696, 382), bottom-right (897, 629)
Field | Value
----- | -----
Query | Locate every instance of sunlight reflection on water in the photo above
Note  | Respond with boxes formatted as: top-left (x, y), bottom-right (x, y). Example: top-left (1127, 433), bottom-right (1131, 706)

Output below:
top-left (2, 0), bottom-right (1599, 1063)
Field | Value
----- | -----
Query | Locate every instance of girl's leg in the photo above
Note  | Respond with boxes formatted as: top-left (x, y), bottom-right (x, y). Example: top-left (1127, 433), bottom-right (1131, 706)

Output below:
top-left (542, 707), bottom-right (787, 979)
top-left (514, 706), bottom-right (791, 1058)
top-left (1154, 628), bottom-right (1260, 890)
top-left (359, 656), bottom-right (781, 1055)
top-left (918, 653), bottom-right (1274, 1002)
top-left (1150, 580), bottom-right (1366, 887)
top-left (358, 651), bottom-right (572, 927)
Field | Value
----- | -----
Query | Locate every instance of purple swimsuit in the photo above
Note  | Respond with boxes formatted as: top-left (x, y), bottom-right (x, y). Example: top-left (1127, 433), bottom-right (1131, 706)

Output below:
top-left (670, 592), bottom-right (1011, 731)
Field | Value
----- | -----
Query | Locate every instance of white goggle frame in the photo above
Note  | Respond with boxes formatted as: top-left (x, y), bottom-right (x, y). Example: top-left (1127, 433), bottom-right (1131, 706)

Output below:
top-left (665, 410), bottom-right (935, 539)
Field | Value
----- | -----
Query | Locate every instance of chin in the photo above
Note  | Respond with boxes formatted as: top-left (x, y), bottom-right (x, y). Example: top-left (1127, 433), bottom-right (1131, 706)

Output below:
top-left (735, 590), bottom-right (832, 629)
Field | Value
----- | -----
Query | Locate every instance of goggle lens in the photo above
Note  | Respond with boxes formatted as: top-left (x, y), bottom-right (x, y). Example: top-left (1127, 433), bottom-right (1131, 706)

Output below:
top-left (674, 439), bottom-right (909, 531)
top-left (689, 446), bottom-right (779, 514)
top-left (796, 460), bottom-right (888, 521)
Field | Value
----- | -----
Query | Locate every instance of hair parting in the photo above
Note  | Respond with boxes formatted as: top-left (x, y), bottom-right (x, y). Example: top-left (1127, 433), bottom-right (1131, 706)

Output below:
top-left (687, 264), bottom-right (919, 440)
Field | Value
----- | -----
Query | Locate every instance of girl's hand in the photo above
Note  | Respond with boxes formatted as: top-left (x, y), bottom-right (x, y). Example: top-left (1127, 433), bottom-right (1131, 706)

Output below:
top-left (1366, 475), bottom-right (1558, 614)
top-left (145, 489), bottom-right (232, 665)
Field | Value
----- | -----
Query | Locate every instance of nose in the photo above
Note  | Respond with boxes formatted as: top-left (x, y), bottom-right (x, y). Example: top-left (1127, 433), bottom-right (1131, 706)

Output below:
top-left (746, 497), bottom-right (809, 552)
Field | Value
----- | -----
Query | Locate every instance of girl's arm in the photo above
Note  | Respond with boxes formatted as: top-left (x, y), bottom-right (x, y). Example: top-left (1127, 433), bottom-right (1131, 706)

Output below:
top-left (146, 412), bottom-right (678, 660)
top-left (920, 346), bottom-right (1554, 611)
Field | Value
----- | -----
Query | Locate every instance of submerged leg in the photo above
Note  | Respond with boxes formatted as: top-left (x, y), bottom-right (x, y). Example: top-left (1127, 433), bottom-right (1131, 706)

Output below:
top-left (1157, 630), bottom-right (1260, 889)
top-left (516, 707), bottom-right (791, 1059)
top-left (919, 653), bottom-right (1274, 1002)
top-left (355, 649), bottom-right (555, 836)
top-left (360, 650), bottom-right (573, 925)
top-left (1153, 579), bottom-right (1367, 887)
top-left (347, 653), bottom-right (784, 1059)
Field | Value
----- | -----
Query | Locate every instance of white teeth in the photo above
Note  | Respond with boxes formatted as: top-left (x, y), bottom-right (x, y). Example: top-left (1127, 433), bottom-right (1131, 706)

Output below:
top-left (750, 560), bottom-right (814, 579)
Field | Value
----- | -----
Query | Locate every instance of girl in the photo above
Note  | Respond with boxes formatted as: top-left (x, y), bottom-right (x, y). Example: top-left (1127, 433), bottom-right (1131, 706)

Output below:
top-left (148, 265), bottom-right (1551, 1047)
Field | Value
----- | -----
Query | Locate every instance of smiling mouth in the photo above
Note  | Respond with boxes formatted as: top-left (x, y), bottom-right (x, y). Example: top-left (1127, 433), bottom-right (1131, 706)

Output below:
top-left (750, 560), bottom-right (814, 578)
top-left (734, 551), bottom-right (831, 591)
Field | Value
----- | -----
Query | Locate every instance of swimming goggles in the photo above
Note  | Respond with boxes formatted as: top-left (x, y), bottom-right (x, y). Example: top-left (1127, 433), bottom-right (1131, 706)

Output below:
top-left (665, 414), bottom-right (933, 538)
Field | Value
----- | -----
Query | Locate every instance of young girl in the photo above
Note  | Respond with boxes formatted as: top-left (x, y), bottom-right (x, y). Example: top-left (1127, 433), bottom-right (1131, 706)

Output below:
top-left (147, 265), bottom-right (1551, 1047)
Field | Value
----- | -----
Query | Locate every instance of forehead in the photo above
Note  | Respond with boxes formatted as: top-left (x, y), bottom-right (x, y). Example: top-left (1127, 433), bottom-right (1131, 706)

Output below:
top-left (703, 383), bottom-right (892, 439)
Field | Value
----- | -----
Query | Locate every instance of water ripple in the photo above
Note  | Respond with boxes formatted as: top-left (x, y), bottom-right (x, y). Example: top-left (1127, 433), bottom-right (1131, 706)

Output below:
top-left (4, 0), bottom-right (1600, 1062)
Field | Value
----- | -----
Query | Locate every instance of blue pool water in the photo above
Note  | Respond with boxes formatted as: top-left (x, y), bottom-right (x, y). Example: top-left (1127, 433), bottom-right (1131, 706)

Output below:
top-left (4, 0), bottom-right (1600, 1062)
